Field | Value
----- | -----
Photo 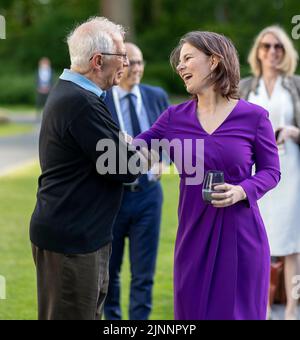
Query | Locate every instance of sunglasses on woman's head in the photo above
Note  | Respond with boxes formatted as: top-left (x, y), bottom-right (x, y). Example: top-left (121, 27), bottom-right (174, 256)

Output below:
top-left (259, 42), bottom-right (284, 52)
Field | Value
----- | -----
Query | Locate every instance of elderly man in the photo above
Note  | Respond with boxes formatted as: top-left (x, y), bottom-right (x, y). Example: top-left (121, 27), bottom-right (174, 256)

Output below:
top-left (30, 17), bottom-right (141, 320)
top-left (104, 43), bottom-right (169, 320)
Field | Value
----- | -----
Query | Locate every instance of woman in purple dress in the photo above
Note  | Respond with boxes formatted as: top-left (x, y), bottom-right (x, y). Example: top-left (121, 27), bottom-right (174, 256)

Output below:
top-left (135, 31), bottom-right (280, 320)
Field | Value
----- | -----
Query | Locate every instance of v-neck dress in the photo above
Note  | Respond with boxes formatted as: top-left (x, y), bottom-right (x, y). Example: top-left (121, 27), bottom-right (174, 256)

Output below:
top-left (248, 77), bottom-right (300, 256)
top-left (135, 98), bottom-right (280, 320)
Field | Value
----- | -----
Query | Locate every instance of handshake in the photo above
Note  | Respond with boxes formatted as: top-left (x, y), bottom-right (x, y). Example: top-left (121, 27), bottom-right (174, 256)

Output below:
top-left (123, 132), bottom-right (134, 144)
top-left (122, 132), bottom-right (161, 177)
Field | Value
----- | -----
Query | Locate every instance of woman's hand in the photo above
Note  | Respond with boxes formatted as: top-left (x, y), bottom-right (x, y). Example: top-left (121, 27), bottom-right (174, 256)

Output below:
top-left (277, 126), bottom-right (300, 144)
top-left (211, 184), bottom-right (247, 208)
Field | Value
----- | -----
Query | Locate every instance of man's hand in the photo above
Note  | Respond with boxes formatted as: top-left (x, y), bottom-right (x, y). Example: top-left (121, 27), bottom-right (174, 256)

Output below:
top-left (124, 132), bottom-right (133, 144)
top-left (211, 184), bottom-right (247, 208)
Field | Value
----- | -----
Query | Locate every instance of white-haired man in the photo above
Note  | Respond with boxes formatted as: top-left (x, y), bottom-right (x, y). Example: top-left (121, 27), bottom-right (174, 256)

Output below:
top-left (30, 17), bottom-right (140, 320)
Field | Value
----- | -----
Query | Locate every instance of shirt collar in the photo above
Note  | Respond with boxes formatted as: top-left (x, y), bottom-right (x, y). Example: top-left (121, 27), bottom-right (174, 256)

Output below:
top-left (59, 69), bottom-right (106, 100)
top-left (114, 84), bottom-right (140, 100)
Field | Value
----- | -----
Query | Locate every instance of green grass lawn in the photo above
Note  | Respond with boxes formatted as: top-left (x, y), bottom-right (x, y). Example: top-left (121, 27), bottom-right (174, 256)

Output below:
top-left (0, 123), bottom-right (34, 137)
top-left (0, 164), bottom-right (179, 320)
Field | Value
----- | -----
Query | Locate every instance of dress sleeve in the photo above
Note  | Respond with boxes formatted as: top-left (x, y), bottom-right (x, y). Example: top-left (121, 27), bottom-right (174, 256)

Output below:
top-left (133, 107), bottom-right (170, 147)
top-left (239, 110), bottom-right (281, 208)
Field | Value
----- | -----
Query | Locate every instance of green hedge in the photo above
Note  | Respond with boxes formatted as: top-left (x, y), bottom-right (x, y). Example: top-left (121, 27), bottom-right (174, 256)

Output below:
top-left (0, 63), bottom-right (254, 106)
top-left (0, 66), bottom-right (185, 105)
top-left (0, 72), bottom-right (61, 106)
top-left (144, 62), bottom-right (184, 94)
top-left (0, 73), bottom-right (35, 105)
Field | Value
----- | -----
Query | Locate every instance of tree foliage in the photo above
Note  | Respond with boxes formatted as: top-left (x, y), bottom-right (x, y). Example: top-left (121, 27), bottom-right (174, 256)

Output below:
top-left (0, 0), bottom-right (99, 71)
top-left (0, 0), bottom-right (299, 101)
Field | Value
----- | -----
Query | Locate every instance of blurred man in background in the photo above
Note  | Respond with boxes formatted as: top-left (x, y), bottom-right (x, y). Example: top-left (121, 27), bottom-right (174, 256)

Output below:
top-left (104, 42), bottom-right (169, 320)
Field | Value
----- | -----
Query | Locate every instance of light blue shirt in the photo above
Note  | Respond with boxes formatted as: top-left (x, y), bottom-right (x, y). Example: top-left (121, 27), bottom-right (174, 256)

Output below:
top-left (114, 85), bottom-right (150, 136)
top-left (59, 69), bottom-right (106, 100)
top-left (113, 85), bottom-right (157, 182)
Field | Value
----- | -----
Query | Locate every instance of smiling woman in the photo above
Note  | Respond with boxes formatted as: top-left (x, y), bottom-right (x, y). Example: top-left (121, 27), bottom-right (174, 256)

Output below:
top-left (134, 30), bottom-right (281, 320)
top-left (170, 31), bottom-right (240, 100)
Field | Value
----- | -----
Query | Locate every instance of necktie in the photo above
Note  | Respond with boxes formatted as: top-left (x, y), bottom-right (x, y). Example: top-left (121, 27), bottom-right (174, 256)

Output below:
top-left (126, 93), bottom-right (141, 137)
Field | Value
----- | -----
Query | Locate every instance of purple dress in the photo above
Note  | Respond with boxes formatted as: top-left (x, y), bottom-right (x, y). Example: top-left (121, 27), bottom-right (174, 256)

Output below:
top-left (135, 99), bottom-right (280, 320)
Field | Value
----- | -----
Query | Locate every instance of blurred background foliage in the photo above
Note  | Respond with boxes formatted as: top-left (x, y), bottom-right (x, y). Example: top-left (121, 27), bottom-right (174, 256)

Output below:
top-left (0, 0), bottom-right (299, 104)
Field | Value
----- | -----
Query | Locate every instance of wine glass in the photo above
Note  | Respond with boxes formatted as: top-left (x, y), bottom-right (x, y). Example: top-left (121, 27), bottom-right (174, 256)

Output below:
top-left (202, 170), bottom-right (225, 203)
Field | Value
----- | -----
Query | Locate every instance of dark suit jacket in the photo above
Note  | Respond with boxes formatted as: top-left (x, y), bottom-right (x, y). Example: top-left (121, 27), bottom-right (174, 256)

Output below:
top-left (104, 84), bottom-right (169, 130)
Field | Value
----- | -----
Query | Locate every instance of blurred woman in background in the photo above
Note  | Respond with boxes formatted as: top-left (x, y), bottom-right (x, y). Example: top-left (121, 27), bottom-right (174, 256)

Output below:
top-left (240, 25), bottom-right (300, 320)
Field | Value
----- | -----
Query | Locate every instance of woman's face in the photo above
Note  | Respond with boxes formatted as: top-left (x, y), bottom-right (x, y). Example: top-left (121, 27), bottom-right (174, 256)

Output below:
top-left (257, 33), bottom-right (285, 72)
top-left (176, 43), bottom-right (212, 94)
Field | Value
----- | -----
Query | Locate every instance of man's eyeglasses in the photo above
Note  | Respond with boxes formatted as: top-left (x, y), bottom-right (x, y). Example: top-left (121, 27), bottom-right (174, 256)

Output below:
top-left (128, 60), bottom-right (145, 67)
top-left (89, 52), bottom-right (128, 61)
top-left (259, 42), bottom-right (284, 52)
